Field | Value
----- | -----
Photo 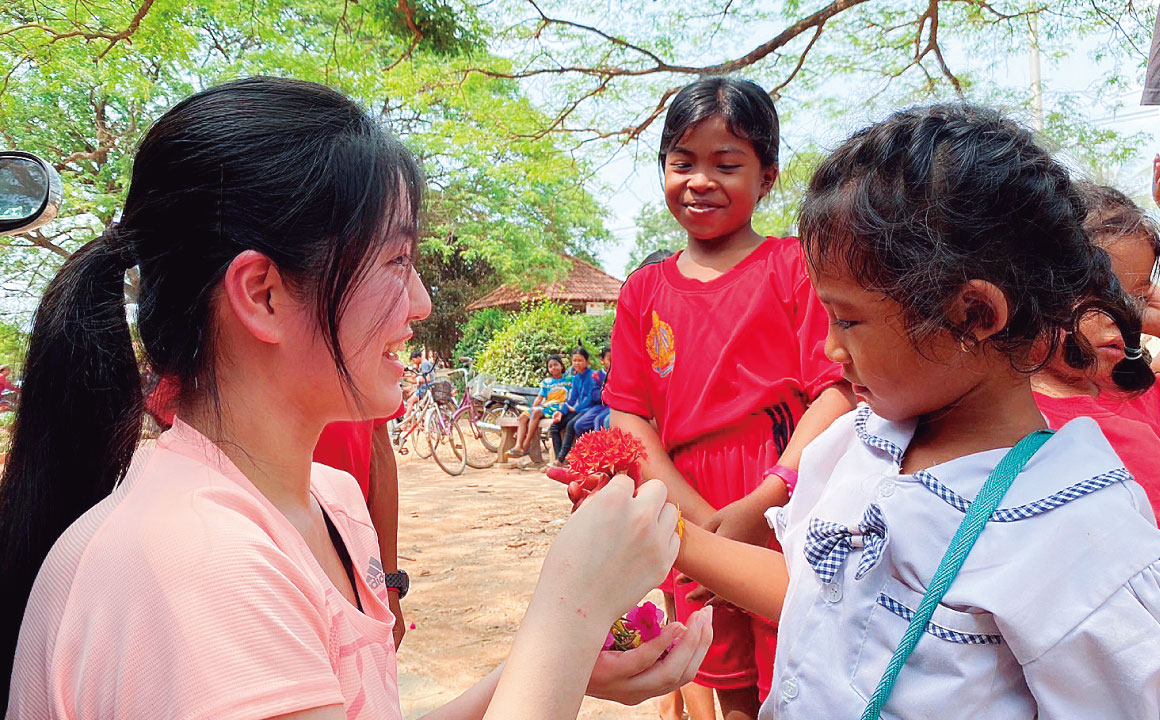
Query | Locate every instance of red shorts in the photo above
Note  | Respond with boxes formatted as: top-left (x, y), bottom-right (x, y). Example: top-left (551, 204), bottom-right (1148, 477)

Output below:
top-left (671, 416), bottom-right (785, 698)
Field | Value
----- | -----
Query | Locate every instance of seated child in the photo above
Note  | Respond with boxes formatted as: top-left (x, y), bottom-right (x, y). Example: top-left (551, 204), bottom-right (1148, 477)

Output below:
top-left (511, 354), bottom-right (570, 458)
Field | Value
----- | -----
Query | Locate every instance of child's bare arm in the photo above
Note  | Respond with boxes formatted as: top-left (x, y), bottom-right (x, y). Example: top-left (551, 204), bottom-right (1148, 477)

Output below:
top-left (706, 383), bottom-right (854, 546)
top-left (772, 383), bottom-right (855, 475)
top-left (676, 522), bottom-right (789, 621)
top-left (611, 409), bottom-right (716, 523)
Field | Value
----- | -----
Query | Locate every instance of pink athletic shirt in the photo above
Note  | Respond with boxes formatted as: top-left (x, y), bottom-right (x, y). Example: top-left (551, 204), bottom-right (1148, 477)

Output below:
top-left (8, 419), bottom-right (401, 720)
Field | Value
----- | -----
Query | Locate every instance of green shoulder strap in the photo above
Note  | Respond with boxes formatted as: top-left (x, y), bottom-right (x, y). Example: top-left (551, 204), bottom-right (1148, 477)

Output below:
top-left (860, 428), bottom-right (1054, 720)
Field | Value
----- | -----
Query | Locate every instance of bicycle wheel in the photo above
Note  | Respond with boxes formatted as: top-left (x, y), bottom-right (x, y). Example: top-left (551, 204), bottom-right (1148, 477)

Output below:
top-left (478, 405), bottom-right (517, 453)
top-left (389, 416), bottom-right (410, 456)
top-left (429, 413), bottom-right (467, 476)
top-left (412, 408), bottom-right (435, 459)
top-left (457, 413), bottom-right (498, 469)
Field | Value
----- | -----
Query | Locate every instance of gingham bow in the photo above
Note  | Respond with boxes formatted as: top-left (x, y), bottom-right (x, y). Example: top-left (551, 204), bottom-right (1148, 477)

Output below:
top-left (804, 503), bottom-right (889, 583)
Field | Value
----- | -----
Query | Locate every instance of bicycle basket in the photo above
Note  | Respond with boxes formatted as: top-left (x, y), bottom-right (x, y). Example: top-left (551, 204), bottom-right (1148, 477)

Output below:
top-left (430, 380), bottom-right (455, 405)
top-left (469, 373), bottom-right (495, 401)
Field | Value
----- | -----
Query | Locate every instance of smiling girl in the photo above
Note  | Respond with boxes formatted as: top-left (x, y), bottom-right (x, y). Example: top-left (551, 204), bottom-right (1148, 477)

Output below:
top-left (603, 77), bottom-right (853, 717)
top-left (0, 77), bottom-right (710, 719)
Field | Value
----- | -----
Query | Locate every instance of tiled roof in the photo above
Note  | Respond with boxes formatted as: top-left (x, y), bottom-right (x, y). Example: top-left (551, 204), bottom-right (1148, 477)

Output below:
top-left (467, 255), bottom-right (623, 311)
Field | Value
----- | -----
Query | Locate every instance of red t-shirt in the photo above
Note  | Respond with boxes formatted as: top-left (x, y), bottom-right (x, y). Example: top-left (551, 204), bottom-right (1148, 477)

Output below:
top-left (1036, 389), bottom-right (1160, 521)
top-left (604, 237), bottom-right (842, 454)
top-left (314, 403), bottom-right (404, 500)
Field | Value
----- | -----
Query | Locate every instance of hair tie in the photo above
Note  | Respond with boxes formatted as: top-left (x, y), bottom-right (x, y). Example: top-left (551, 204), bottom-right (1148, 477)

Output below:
top-left (1124, 346), bottom-right (1144, 361)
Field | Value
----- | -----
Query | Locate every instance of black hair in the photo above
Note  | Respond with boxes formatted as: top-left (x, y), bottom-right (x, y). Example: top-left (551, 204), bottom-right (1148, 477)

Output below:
top-left (800, 103), bottom-right (1153, 394)
top-left (572, 342), bottom-right (589, 361)
top-left (600, 346), bottom-right (611, 358)
top-left (0, 77), bottom-right (423, 687)
top-left (546, 354), bottom-right (565, 371)
top-left (658, 77), bottom-right (780, 172)
top-left (411, 349), bottom-right (424, 360)
top-left (1074, 181), bottom-right (1160, 258)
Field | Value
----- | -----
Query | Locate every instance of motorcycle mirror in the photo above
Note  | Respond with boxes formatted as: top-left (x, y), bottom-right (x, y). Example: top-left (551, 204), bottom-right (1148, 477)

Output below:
top-left (0, 151), bottom-right (63, 236)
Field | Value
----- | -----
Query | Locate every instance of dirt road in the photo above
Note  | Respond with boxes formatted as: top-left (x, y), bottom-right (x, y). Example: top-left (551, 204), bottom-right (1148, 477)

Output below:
top-left (394, 452), bottom-right (665, 719)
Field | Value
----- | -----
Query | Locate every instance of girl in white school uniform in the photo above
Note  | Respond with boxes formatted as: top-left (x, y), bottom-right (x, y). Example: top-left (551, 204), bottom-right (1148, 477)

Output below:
top-left (670, 104), bottom-right (1160, 719)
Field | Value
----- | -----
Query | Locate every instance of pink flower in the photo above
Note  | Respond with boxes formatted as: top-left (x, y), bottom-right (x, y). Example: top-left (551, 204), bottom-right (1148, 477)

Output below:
top-left (603, 632), bottom-right (616, 651)
top-left (625, 601), bottom-right (664, 642)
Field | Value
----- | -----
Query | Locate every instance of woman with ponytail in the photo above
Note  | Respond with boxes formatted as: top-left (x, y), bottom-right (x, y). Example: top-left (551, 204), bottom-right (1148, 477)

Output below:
top-left (2, 77), bottom-right (711, 719)
top-left (1033, 181), bottom-right (1160, 519)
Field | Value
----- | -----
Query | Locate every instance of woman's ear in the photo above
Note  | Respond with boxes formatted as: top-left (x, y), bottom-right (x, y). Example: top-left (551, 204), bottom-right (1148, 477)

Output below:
top-left (221, 250), bottom-right (292, 345)
top-left (952, 279), bottom-right (1009, 343)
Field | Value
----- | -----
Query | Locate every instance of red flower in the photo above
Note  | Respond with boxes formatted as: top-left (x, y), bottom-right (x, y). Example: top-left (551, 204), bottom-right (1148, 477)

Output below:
top-left (546, 428), bottom-right (648, 494)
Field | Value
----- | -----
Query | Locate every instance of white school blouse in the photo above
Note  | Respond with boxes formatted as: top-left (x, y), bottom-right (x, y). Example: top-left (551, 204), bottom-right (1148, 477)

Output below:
top-left (760, 406), bottom-right (1160, 720)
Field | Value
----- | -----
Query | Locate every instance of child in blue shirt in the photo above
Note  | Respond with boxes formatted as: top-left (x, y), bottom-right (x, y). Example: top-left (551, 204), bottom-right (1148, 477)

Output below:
top-left (550, 346), bottom-right (598, 465)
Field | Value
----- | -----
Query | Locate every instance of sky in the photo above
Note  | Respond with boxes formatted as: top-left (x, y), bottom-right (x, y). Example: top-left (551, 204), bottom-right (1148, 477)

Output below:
top-left (584, 17), bottom-right (1160, 280)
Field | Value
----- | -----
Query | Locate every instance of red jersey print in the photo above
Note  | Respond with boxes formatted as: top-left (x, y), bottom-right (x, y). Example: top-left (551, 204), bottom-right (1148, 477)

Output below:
top-left (604, 237), bottom-right (841, 455)
top-left (646, 310), bottom-right (677, 377)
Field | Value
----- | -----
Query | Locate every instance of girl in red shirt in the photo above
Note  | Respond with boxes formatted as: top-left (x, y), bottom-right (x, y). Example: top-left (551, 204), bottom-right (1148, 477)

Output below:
top-left (604, 77), bottom-right (854, 719)
top-left (1033, 182), bottom-right (1160, 519)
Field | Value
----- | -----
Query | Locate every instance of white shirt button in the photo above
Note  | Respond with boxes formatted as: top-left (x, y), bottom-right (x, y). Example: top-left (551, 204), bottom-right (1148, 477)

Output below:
top-left (781, 677), bottom-right (799, 700)
top-left (878, 478), bottom-right (896, 498)
top-left (823, 581), bottom-right (843, 603)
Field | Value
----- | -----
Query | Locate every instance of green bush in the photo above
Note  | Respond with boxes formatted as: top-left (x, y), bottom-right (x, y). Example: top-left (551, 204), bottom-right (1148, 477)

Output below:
top-left (579, 313), bottom-right (614, 363)
top-left (476, 302), bottom-right (591, 385)
top-left (453, 307), bottom-right (512, 362)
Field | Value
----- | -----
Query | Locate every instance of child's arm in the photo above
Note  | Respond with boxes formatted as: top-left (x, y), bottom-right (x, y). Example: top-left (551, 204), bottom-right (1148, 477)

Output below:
top-left (611, 409), bottom-right (716, 523)
top-left (675, 522), bottom-right (789, 621)
top-left (707, 383), bottom-right (855, 545)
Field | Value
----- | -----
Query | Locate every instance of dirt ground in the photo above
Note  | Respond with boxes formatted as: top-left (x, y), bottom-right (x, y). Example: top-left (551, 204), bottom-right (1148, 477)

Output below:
top-left (393, 451), bottom-right (670, 719)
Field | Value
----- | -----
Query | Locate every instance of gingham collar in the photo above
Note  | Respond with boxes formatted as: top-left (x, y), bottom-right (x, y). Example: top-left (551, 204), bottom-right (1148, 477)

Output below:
top-left (852, 405), bottom-right (1131, 520)
top-left (852, 404), bottom-right (916, 465)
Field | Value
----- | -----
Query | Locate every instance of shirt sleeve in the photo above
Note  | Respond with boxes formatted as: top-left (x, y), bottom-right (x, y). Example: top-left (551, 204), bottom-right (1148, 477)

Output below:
top-left (52, 502), bottom-right (344, 720)
top-left (603, 277), bottom-right (652, 418)
top-left (1023, 561), bottom-right (1160, 719)
top-left (790, 263), bottom-right (843, 400)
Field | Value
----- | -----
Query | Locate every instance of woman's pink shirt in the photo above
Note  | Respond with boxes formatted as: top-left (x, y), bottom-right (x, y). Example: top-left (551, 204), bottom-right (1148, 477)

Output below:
top-left (8, 419), bottom-right (401, 720)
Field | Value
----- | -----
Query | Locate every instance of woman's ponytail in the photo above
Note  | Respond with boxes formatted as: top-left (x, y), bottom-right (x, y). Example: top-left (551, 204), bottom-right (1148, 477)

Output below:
top-left (0, 227), bottom-right (143, 687)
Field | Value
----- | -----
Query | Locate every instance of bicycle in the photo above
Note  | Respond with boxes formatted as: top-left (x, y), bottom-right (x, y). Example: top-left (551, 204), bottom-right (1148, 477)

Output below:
top-left (444, 363), bottom-right (504, 469)
top-left (390, 384), bottom-right (437, 459)
top-left (424, 379), bottom-right (468, 475)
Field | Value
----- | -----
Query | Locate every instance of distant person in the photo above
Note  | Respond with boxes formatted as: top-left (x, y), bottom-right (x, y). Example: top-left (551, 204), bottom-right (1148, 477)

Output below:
top-left (403, 349), bottom-right (435, 402)
top-left (571, 346), bottom-right (613, 438)
top-left (510, 354), bottom-right (570, 459)
top-left (0, 365), bottom-right (18, 411)
top-left (549, 345), bottom-right (599, 466)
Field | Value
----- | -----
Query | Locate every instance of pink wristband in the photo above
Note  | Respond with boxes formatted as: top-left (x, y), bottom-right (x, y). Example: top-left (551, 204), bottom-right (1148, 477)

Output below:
top-left (766, 464), bottom-right (799, 497)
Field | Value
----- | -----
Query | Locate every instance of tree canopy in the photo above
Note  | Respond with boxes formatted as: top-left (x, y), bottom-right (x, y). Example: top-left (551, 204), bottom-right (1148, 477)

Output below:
top-left (2, 0), bottom-right (1155, 340)
top-left (0, 0), bottom-right (611, 316)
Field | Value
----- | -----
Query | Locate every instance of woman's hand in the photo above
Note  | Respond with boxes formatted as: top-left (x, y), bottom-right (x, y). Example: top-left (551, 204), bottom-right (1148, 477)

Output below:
top-left (539, 476), bottom-right (681, 626)
top-left (552, 410), bottom-right (563, 423)
top-left (586, 606), bottom-right (714, 706)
